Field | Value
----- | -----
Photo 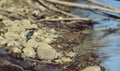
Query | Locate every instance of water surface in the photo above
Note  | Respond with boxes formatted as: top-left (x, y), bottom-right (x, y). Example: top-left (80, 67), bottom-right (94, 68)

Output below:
top-left (74, 0), bottom-right (120, 71)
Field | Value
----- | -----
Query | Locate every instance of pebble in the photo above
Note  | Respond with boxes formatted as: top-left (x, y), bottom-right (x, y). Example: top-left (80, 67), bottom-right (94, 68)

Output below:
top-left (80, 66), bottom-right (102, 71)
top-left (22, 47), bottom-right (36, 58)
top-left (61, 57), bottom-right (72, 63)
top-left (37, 42), bottom-right (57, 60)
top-left (7, 41), bottom-right (20, 47)
top-left (0, 36), bottom-right (7, 47)
top-left (65, 52), bottom-right (76, 57)
top-left (11, 47), bottom-right (21, 54)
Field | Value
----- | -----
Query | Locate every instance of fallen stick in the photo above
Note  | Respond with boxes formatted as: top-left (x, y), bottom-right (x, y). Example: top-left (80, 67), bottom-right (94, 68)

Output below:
top-left (39, 17), bottom-right (109, 21)
top-left (87, 0), bottom-right (118, 10)
top-left (46, 0), bottom-right (120, 14)
top-left (38, 0), bottom-right (79, 18)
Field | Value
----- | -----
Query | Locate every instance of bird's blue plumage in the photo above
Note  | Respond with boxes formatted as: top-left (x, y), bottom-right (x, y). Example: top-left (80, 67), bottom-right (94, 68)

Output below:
top-left (25, 37), bottom-right (29, 42)
top-left (25, 31), bottom-right (34, 42)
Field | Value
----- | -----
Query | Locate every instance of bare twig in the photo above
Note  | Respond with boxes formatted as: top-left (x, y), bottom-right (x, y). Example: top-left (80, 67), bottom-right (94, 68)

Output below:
top-left (87, 0), bottom-right (117, 10)
top-left (39, 17), bottom-right (109, 21)
top-left (38, 0), bottom-right (79, 18)
top-left (46, 0), bottom-right (120, 14)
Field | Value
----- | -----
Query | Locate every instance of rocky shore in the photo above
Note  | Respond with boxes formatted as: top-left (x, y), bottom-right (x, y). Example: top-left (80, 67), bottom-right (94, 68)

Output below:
top-left (0, 0), bottom-right (104, 71)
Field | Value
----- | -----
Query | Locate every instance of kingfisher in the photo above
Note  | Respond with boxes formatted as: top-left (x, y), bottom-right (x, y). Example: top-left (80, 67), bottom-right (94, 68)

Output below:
top-left (25, 28), bottom-right (37, 42)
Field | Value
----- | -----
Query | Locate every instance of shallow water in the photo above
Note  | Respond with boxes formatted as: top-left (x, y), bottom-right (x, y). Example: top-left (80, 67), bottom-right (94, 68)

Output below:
top-left (91, 0), bottom-right (120, 71)
top-left (98, 33), bottom-right (120, 71)
top-left (74, 0), bottom-right (120, 71)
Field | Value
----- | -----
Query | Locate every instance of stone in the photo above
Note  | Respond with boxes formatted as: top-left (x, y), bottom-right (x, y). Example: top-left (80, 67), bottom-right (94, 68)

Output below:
top-left (49, 29), bottom-right (56, 34)
top-left (43, 38), bottom-right (52, 43)
top-left (57, 45), bottom-right (63, 49)
top-left (51, 34), bottom-right (58, 39)
top-left (54, 59), bottom-right (63, 64)
top-left (22, 47), bottom-right (36, 58)
top-left (61, 57), bottom-right (72, 63)
top-left (2, 20), bottom-right (14, 26)
top-left (20, 19), bottom-right (31, 29)
top-left (30, 24), bottom-right (38, 29)
top-left (14, 20), bottom-right (23, 27)
top-left (12, 47), bottom-right (21, 54)
top-left (22, 41), bottom-right (27, 48)
top-left (38, 36), bottom-right (45, 41)
top-left (7, 41), bottom-right (20, 47)
top-left (8, 24), bottom-right (22, 33)
top-left (80, 66), bottom-right (102, 71)
top-left (33, 29), bottom-right (44, 40)
top-left (0, 15), bottom-right (6, 21)
top-left (4, 32), bottom-right (20, 42)
top-left (24, 39), bottom-right (38, 48)
top-left (58, 16), bottom-right (63, 19)
top-left (82, 30), bottom-right (91, 35)
top-left (65, 52), bottom-right (76, 57)
top-left (55, 52), bottom-right (63, 59)
top-left (37, 42), bottom-right (57, 60)
top-left (32, 10), bottom-right (40, 16)
top-left (20, 31), bottom-right (28, 41)
top-left (0, 36), bottom-right (7, 47)
top-left (34, 29), bottom-right (43, 34)
top-left (40, 33), bottom-right (55, 43)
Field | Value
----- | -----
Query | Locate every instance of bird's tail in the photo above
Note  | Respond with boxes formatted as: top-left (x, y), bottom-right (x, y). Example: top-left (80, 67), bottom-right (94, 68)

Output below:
top-left (25, 38), bottom-right (29, 42)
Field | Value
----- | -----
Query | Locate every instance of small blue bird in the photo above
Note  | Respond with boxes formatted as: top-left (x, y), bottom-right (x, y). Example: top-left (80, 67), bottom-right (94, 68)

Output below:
top-left (25, 28), bottom-right (37, 42)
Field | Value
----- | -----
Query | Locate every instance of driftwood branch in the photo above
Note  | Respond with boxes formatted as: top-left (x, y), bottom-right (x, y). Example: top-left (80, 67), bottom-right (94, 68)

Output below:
top-left (46, 0), bottom-right (120, 14)
top-left (35, 0), bottom-right (120, 22)
top-left (40, 17), bottom-right (109, 21)
top-left (87, 0), bottom-right (117, 10)
top-left (38, 0), bottom-right (80, 18)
